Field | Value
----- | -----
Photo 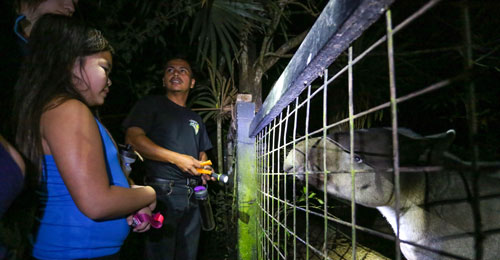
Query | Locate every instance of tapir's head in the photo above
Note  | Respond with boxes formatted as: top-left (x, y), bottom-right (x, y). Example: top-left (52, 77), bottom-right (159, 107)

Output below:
top-left (283, 128), bottom-right (455, 207)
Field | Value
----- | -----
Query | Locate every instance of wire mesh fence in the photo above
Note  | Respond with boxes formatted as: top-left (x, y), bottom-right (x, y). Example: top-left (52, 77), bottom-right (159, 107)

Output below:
top-left (247, 0), bottom-right (500, 259)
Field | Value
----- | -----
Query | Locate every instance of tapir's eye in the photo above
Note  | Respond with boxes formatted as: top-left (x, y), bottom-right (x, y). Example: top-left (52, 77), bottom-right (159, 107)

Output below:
top-left (354, 155), bottom-right (363, 163)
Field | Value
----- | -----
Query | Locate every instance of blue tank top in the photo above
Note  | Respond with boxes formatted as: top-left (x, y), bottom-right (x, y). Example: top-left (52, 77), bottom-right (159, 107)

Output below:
top-left (33, 119), bottom-right (130, 260)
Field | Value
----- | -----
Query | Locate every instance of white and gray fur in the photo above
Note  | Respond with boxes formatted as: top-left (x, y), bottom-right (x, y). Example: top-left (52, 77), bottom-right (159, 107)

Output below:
top-left (284, 128), bottom-right (500, 260)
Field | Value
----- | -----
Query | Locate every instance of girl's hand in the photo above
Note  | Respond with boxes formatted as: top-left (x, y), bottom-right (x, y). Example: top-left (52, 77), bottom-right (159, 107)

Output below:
top-left (127, 207), bottom-right (152, 233)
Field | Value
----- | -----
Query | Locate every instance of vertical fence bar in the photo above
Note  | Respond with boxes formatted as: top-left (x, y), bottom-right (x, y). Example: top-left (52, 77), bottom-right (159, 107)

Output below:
top-left (282, 106), bottom-right (290, 260)
top-left (462, 3), bottom-right (482, 259)
top-left (260, 129), bottom-right (265, 259)
top-left (304, 85), bottom-right (312, 259)
top-left (271, 118), bottom-right (277, 259)
top-left (347, 46), bottom-right (357, 259)
top-left (236, 99), bottom-right (257, 260)
top-left (262, 127), bottom-right (266, 258)
top-left (265, 125), bottom-right (270, 258)
top-left (256, 131), bottom-right (263, 260)
top-left (292, 97), bottom-right (299, 260)
top-left (386, 9), bottom-right (401, 260)
top-left (261, 126), bottom-right (266, 258)
top-left (259, 130), bottom-right (265, 259)
top-left (276, 113), bottom-right (283, 259)
top-left (322, 69), bottom-right (329, 259)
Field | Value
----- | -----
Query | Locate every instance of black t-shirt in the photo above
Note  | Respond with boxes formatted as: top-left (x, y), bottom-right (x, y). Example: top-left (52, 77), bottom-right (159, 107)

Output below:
top-left (122, 95), bottom-right (212, 180)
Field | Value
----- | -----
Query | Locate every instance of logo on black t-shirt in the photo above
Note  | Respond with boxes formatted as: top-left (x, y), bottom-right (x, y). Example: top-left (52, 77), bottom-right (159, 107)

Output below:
top-left (189, 119), bottom-right (199, 135)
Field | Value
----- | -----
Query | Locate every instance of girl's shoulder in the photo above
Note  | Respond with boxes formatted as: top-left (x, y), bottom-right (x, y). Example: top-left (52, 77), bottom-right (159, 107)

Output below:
top-left (44, 98), bottom-right (90, 115)
top-left (41, 98), bottom-right (99, 153)
top-left (42, 98), bottom-right (94, 127)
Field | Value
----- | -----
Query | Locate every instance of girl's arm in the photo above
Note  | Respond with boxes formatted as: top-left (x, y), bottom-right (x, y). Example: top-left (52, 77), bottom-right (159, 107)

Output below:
top-left (41, 99), bottom-right (155, 220)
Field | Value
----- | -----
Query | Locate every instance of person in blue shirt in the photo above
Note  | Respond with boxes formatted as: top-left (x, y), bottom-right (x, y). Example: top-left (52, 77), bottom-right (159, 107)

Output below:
top-left (1, 0), bottom-right (78, 146)
top-left (0, 2), bottom-right (79, 258)
top-left (14, 14), bottom-right (156, 260)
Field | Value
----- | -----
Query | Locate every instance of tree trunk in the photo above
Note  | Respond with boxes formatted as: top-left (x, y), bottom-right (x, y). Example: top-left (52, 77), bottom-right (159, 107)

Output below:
top-left (238, 31), bottom-right (263, 110)
top-left (217, 114), bottom-right (223, 173)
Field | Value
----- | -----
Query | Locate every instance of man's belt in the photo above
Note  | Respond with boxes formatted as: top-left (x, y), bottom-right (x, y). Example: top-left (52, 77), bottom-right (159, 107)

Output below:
top-left (144, 176), bottom-right (200, 187)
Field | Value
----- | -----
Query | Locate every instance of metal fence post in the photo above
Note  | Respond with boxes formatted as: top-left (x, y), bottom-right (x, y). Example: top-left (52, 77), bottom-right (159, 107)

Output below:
top-left (235, 95), bottom-right (257, 260)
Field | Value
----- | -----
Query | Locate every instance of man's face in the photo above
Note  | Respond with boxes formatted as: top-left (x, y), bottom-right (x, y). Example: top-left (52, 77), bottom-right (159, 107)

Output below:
top-left (163, 59), bottom-right (195, 93)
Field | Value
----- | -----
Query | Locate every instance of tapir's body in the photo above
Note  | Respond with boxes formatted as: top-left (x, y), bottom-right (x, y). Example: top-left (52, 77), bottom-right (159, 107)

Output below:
top-left (284, 128), bottom-right (500, 260)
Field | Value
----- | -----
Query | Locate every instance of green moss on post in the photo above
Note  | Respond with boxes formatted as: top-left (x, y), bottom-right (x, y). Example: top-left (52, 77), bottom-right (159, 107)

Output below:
top-left (235, 98), bottom-right (257, 260)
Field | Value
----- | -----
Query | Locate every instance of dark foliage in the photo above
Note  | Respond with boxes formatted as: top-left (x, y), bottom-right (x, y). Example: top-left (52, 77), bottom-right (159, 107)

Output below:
top-left (0, 0), bottom-right (498, 259)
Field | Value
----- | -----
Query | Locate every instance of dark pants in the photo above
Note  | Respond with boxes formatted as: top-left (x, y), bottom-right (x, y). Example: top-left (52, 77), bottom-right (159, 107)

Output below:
top-left (144, 179), bottom-right (201, 260)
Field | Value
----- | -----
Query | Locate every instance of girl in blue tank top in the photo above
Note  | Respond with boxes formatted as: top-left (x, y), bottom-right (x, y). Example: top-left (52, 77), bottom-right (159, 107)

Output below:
top-left (13, 15), bottom-right (157, 259)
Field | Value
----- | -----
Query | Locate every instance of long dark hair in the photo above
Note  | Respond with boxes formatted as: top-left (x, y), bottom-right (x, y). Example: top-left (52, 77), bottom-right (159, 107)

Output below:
top-left (14, 14), bottom-right (113, 182)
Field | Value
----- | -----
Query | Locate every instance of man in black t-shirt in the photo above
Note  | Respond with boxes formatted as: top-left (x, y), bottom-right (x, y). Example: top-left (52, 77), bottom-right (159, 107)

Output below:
top-left (123, 57), bottom-right (213, 260)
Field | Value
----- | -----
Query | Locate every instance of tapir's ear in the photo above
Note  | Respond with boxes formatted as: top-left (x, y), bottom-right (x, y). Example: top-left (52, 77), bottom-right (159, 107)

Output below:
top-left (330, 128), bottom-right (392, 152)
top-left (398, 129), bottom-right (456, 165)
top-left (330, 128), bottom-right (455, 168)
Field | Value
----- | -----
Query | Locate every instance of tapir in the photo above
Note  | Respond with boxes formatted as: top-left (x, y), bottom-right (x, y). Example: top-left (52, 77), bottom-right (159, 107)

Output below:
top-left (283, 128), bottom-right (500, 260)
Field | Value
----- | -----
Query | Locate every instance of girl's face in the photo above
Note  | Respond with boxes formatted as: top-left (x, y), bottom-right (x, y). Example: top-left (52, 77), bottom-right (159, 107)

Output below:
top-left (73, 51), bottom-right (112, 107)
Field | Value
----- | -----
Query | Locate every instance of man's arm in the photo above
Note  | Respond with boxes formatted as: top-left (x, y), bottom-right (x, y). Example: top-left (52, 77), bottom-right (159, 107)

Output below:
top-left (125, 126), bottom-right (202, 176)
top-left (199, 151), bottom-right (208, 162)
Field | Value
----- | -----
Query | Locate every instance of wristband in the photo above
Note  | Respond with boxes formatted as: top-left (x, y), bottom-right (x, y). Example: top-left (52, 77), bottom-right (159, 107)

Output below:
top-left (132, 212), bottom-right (164, 229)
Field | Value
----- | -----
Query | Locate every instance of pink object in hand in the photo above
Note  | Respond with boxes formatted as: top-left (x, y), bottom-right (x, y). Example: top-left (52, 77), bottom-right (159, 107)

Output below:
top-left (132, 212), bottom-right (164, 229)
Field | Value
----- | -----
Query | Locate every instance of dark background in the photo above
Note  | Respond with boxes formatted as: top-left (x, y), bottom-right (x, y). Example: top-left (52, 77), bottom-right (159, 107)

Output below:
top-left (0, 0), bottom-right (499, 259)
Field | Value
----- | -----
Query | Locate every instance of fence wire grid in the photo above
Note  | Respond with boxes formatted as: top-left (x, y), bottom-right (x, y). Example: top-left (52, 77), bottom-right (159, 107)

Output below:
top-left (250, 0), bottom-right (500, 260)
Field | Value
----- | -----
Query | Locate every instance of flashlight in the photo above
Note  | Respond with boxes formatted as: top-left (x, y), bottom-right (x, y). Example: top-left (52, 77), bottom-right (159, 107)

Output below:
top-left (197, 160), bottom-right (229, 184)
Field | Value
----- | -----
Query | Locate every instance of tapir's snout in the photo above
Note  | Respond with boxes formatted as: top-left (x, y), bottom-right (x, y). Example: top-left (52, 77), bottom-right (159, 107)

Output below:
top-left (283, 141), bottom-right (311, 180)
top-left (284, 150), bottom-right (306, 181)
top-left (282, 159), bottom-right (295, 173)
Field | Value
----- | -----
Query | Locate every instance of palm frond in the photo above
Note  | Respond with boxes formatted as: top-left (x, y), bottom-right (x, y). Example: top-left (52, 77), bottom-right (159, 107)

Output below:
top-left (187, 0), bottom-right (268, 71)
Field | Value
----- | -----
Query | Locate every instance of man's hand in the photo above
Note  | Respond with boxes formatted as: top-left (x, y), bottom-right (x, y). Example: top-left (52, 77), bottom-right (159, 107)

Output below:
top-left (200, 165), bottom-right (216, 185)
top-left (171, 153), bottom-right (202, 176)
